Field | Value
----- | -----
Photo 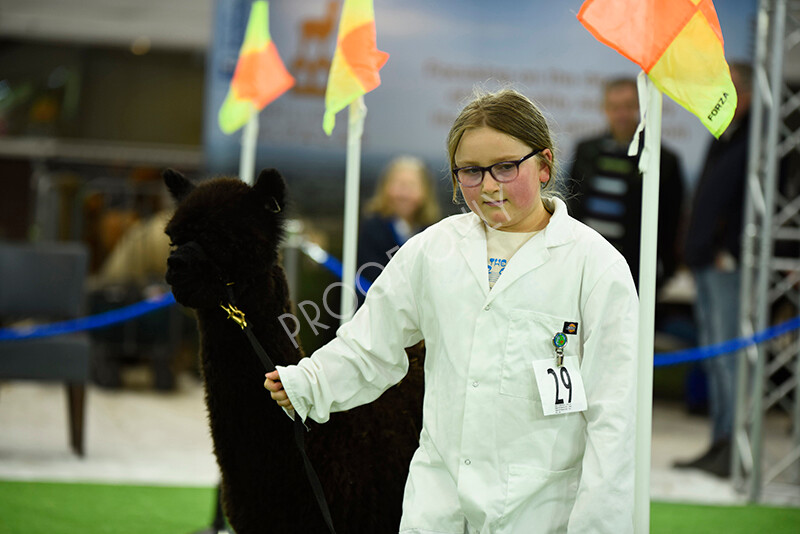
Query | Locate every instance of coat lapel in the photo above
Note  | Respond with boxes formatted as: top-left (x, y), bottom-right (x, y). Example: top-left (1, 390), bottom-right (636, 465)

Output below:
top-left (453, 199), bottom-right (576, 304)
top-left (456, 214), bottom-right (490, 299)
top-left (487, 198), bottom-right (576, 304)
top-left (487, 234), bottom-right (549, 302)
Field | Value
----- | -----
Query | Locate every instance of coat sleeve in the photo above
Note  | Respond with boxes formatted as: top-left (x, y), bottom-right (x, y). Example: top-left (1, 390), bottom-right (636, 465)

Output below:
top-left (277, 241), bottom-right (424, 423)
top-left (568, 258), bottom-right (639, 534)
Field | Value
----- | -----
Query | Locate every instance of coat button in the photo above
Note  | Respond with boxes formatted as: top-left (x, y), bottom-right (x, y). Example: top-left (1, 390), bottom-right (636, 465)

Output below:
top-left (472, 381), bottom-right (479, 388)
top-left (465, 459), bottom-right (471, 465)
top-left (484, 305), bottom-right (490, 311)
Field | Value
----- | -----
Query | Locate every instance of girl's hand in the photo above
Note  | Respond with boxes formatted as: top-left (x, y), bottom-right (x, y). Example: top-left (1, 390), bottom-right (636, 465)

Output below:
top-left (264, 370), bottom-right (294, 410)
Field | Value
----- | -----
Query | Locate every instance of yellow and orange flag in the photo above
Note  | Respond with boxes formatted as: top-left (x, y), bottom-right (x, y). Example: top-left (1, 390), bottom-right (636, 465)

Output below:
top-left (578, 0), bottom-right (737, 138)
top-left (218, 0), bottom-right (295, 135)
top-left (322, 0), bottom-right (389, 135)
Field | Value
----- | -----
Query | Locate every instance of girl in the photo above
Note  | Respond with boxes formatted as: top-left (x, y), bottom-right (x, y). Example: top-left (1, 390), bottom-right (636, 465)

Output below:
top-left (266, 89), bottom-right (638, 534)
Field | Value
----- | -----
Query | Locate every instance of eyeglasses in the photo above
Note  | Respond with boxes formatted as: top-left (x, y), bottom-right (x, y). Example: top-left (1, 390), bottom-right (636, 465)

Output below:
top-left (452, 149), bottom-right (542, 188)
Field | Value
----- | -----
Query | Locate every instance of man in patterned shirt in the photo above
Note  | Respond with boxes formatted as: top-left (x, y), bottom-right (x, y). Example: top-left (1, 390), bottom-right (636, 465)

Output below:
top-left (569, 78), bottom-right (685, 291)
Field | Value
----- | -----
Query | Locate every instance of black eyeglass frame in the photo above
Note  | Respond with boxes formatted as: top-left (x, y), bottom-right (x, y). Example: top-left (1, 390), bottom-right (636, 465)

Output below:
top-left (452, 149), bottom-right (543, 187)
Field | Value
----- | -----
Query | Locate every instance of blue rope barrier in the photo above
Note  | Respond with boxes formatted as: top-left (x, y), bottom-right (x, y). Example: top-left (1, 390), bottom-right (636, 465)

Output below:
top-left (299, 241), bottom-right (373, 294)
top-left (653, 314), bottom-right (800, 367)
top-left (0, 242), bottom-right (371, 343)
top-left (1, 237), bottom-right (796, 367)
top-left (0, 292), bottom-right (176, 341)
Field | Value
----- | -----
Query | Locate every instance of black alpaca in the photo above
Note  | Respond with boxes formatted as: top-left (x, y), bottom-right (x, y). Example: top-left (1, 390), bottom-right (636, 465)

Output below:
top-left (163, 169), bottom-right (424, 534)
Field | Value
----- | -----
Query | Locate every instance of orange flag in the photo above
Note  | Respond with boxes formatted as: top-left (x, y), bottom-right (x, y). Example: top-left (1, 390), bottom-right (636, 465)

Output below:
top-left (578, 0), bottom-right (737, 138)
top-left (218, 1), bottom-right (295, 135)
top-left (323, 0), bottom-right (389, 135)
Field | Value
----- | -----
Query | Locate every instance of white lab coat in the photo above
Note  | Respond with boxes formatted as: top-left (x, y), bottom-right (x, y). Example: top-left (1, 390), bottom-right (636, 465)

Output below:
top-left (279, 198), bottom-right (639, 534)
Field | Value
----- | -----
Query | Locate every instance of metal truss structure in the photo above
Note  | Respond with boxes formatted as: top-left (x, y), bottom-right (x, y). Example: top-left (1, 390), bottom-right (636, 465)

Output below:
top-left (734, 0), bottom-right (800, 505)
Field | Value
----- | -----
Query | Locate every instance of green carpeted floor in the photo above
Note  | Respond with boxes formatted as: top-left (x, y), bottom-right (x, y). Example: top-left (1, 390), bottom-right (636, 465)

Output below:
top-left (650, 500), bottom-right (800, 533)
top-left (0, 480), bottom-right (798, 533)
top-left (0, 481), bottom-right (216, 534)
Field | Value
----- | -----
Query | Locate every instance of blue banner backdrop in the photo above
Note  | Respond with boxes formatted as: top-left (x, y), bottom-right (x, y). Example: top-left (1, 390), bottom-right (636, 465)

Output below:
top-left (205, 0), bottom-right (757, 214)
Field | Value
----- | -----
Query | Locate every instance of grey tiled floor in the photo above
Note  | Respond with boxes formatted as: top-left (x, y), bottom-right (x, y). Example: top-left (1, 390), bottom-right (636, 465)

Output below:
top-left (0, 372), bottom-right (796, 507)
top-left (0, 374), bottom-right (217, 487)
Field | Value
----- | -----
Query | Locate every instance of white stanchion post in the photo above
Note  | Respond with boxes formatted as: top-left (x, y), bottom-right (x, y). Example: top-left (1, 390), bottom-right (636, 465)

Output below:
top-left (634, 75), bottom-right (662, 534)
top-left (283, 219), bottom-right (304, 306)
top-left (240, 114), bottom-right (260, 185)
top-left (339, 96), bottom-right (366, 323)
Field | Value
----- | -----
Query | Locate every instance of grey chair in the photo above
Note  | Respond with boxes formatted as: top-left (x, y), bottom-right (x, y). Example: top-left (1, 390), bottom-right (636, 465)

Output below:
top-left (0, 241), bottom-right (91, 456)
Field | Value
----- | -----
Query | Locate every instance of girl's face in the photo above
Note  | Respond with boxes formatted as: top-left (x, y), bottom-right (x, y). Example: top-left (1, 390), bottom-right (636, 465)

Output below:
top-left (385, 165), bottom-right (425, 222)
top-left (455, 126), bottom-right (552, 232)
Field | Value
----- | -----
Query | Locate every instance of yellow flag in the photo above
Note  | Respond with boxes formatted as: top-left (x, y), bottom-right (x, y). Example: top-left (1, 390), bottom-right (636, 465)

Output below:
top-left (323, 0), bottom-right (389, 135)
top-left (578, 0), bottom-right (737, 138)
top-left (218, 1), bottom-right (295, 135)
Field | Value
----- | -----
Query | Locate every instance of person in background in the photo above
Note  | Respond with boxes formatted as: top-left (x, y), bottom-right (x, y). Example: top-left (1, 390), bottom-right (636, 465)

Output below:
top-left (357, 155), bottom-right (441, 289)
top-left (92, 209), bottom-right (173, 288)
top-left (673, 62), bottom-right (753, 478)
top-left (569, 77), bottom-right (685, 290)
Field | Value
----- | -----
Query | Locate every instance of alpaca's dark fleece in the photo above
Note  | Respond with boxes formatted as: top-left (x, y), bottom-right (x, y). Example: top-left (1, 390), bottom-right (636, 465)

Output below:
top-left (163, 168), bottom-right (424, 534)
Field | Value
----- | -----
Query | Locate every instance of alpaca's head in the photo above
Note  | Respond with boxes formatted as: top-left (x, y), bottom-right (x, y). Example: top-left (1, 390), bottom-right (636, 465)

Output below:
top-left (163, 168), bottom-right (288, 309)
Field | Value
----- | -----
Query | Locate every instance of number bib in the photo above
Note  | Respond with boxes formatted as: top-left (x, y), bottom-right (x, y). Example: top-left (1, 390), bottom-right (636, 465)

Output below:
top-left (532, 356), bottom-right (588, 416)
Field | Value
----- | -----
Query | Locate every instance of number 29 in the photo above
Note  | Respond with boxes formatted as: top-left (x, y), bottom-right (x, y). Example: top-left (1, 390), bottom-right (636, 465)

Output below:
top-left (547, 366), bottom-right (572, 404)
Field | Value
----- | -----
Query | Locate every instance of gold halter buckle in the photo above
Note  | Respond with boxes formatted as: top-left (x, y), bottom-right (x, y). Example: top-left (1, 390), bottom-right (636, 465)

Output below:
top-left (220, 302), bottom-right (247, 330)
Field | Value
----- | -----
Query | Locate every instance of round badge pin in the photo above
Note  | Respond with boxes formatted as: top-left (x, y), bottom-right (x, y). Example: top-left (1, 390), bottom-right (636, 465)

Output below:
top-left (553, 332), bottom-right (568, 349)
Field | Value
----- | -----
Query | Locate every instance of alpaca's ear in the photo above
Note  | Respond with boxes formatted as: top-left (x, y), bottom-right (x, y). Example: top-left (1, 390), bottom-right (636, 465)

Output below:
top-left (163, 168), bottom-right (195, 202)
top-left (253, 168), bottom-right (287, 213)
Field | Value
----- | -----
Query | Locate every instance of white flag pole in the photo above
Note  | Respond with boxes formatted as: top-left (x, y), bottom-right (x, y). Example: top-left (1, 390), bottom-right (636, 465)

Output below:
top-left (239, 113), bottom-right (260, 185)
top-left (633, 73), bottom-right (661, 534)
top-left (339, 96), bottom-right (367, 323)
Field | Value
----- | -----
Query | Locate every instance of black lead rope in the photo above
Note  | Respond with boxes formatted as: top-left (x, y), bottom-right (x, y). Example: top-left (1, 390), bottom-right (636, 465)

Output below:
top-left (222, 285), bottom-right (337, 534)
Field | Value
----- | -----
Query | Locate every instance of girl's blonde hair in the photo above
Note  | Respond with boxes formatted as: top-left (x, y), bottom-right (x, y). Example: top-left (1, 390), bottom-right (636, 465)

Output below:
top-left (365, 155), bottom-right (441, 228)
top-left (446, 88), bottom-right (558, 205)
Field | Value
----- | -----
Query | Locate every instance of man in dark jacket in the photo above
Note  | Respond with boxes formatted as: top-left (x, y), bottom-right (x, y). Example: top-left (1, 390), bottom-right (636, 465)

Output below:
top-left (674, 62), bottom-right (753, 478)
top-left (569, 78), bottom-right (685, 291)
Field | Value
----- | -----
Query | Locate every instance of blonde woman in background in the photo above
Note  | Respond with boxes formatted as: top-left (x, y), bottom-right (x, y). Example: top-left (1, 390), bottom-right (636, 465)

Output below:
top-left (357, 156), bottom-right (441, 288)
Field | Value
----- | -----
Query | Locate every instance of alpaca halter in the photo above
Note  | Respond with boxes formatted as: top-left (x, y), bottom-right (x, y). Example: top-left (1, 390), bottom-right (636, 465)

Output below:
top-left (175, 240), bottom-right (337, 534)
top-left (222, 278), bottom-right (337, 534)
top-left (219, 302), bottom-right (247, 328)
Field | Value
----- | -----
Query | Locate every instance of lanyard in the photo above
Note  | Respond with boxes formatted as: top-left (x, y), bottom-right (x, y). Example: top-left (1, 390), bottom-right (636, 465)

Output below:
top-left (222, 284), bottom-right (337, 534)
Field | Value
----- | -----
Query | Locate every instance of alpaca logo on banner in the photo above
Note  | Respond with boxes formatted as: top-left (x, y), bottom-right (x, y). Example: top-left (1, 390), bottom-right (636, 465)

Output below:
top-left (292, 0), bottom-right (339, 96)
